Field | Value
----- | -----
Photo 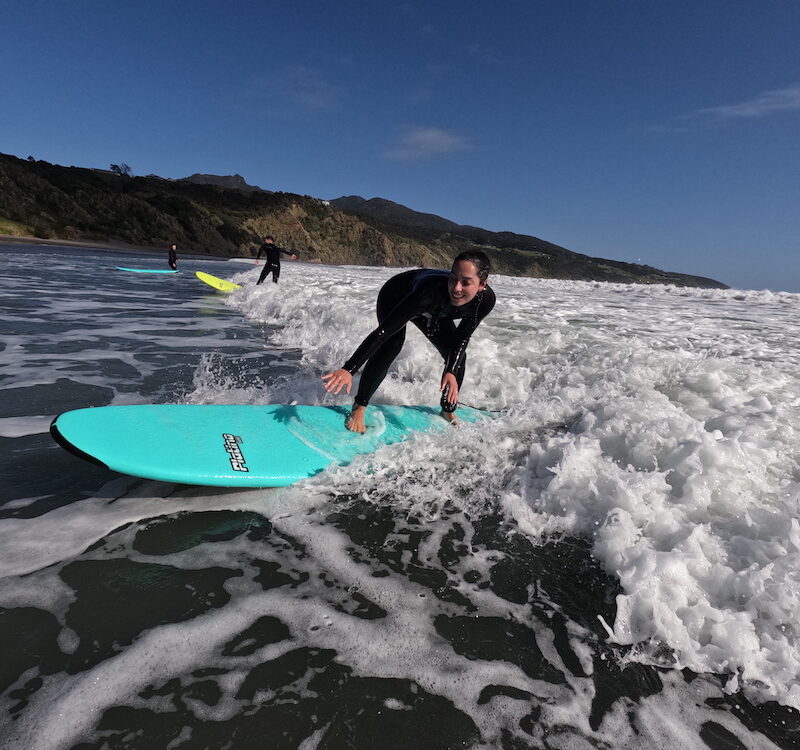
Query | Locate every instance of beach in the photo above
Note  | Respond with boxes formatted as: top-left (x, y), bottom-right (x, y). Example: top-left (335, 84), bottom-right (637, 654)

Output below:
top-left (1, 240), bottom-right (798, 749)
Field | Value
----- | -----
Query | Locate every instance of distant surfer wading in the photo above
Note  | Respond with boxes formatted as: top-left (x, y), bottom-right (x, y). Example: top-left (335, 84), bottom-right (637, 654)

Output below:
top-left (255, 236), bottom-right (297, 284)
top-left (322, 251), bottom-right (495, 433)
top-left (168, 243), bottom-right (178, 271)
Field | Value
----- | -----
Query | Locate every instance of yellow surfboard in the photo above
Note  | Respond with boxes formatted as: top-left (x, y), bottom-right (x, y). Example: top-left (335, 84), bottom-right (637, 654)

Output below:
top-left (195, 271), bottom-right (241, 292)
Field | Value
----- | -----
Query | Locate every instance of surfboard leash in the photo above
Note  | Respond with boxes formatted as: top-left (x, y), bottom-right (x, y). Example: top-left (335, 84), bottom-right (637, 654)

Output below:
top-left (456, 400), bottom-right (505, 414)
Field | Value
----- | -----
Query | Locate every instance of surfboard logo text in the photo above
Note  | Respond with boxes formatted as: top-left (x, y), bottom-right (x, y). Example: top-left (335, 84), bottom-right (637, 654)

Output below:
top-left (222, 433), bottom-right (249, 472)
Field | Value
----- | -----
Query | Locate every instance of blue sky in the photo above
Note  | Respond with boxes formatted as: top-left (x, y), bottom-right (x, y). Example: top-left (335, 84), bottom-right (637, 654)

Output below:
top-left (2, 1), bottom-right (798, 291)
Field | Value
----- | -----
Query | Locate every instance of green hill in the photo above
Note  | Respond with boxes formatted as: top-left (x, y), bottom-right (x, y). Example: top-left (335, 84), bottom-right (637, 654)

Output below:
top-left (0, 153), bottom-right (727, 288)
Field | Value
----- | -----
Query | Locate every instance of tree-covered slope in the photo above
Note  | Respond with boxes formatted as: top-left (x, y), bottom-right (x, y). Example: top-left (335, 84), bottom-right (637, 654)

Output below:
top-left (0, 153), bottom-right (727, 288)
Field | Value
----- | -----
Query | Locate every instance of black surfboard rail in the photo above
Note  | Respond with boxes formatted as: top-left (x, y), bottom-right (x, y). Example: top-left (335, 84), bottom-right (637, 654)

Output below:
top-left (50, 413), bottom-right (110, 468)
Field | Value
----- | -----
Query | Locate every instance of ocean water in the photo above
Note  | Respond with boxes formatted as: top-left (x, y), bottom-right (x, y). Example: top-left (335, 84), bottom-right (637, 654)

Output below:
top-left (1, 241), bottom-right (799, 749)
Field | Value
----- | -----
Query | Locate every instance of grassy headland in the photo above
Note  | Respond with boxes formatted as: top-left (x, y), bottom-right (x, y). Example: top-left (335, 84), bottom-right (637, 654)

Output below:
top-left (0, 153), bottom-right (727, 288)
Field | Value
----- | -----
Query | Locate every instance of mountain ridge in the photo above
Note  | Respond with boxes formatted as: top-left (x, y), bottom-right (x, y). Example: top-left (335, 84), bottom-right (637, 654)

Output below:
top-left (329, 195), bottom-right (578, 260)
top-left (331, 196), bottom-right (462, 233)
top-left (0, 154), bottom-right (727, 288)
top-left (179, 173), bottom-right (268, 193)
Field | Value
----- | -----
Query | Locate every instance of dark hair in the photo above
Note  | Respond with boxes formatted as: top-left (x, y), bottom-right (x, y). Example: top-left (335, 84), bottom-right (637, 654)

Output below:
top-left (453, 250), bottom-right (491, 282)
top-left (264, 235), bottom-right (274, 242)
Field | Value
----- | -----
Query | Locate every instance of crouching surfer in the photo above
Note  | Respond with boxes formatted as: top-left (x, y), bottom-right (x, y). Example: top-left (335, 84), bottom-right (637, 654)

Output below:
top-left (321, 251), bottom-right (495, 432)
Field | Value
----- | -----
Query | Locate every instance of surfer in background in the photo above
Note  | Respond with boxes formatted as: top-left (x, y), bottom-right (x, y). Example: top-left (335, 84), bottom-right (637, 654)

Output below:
top-left (255, 236), bottom-right (297, 284)
top-left (322, 251), bottom-right (495, 433)
top-left (168, 243), bottom-right (178, 270)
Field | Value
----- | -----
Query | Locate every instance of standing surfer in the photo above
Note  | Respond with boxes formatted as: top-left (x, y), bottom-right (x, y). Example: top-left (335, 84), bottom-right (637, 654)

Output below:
top-left (168, 243), bottom-right (178, 271)
top-left (255, 236), bottom-right (297, 284)
top-left (322, 251), bottom-right (495, 432)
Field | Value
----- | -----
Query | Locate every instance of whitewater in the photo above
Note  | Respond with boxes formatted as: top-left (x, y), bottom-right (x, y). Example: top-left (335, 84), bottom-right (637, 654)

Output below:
top-left (230, 255), bottom-right (800, 700)
top-left (1, 242), bottom-right (798, 749)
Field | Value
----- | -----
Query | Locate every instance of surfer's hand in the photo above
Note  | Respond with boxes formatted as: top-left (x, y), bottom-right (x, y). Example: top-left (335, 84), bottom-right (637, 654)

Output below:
top-left (322, 369), bottom-right (352, 395)
top-left (290, 254), bottom-right (297, 260)
top-left (440, 373), bottom-right (458, 406)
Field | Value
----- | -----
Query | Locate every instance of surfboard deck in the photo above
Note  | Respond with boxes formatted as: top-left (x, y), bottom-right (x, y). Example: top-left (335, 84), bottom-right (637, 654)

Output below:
top-left (50, 404), bottom-right (487, 487)
top-left (116, 266), bottom-right (178, 274)
top-left (195, 271), bottom-right (241, 292)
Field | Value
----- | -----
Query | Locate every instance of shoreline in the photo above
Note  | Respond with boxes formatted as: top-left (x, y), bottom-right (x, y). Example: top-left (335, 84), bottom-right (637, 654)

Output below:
top-left (0, 234), bottom-right (254, 262)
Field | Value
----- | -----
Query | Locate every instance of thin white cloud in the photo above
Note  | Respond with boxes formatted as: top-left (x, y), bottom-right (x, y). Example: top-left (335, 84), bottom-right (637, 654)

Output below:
top-left (696, 83), bottom-right (800, 120)
top-left (384, 127), bottom-right (471, 161)
top-left (285, 65), bottom-right (340, 110)
top-left (246, 65), bottom-right (341, 113)
top-left (467, 42), bottom-right (506, 66)
top-left (655, 83), bottom-right (800, 131)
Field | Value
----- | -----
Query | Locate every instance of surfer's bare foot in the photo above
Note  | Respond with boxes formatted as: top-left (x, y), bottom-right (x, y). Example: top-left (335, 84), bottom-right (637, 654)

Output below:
top-left (345, 405), bottom-right (367, 433)
top-left (440, 410), bottom-right (459, 427)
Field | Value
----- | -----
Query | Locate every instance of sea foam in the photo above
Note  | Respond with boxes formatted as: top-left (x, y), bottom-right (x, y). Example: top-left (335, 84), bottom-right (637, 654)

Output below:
top-left (221, 263), bottom-right (800, 709)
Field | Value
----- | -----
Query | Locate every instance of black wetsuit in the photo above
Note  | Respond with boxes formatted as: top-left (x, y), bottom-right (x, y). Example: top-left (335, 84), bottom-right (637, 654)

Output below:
top-left (342, 269), bottom-right (496, 412)
top-left (168, 247), bottom-right (177, 270)
top-left (256, 242), bottom-right (294, 284)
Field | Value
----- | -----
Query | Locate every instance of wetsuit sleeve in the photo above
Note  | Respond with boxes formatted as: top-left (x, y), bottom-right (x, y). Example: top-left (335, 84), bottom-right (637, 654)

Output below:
top-left (342, 291), bottom-right (434, 374)
top-left (255, 244), bottom-right (266, 259)
top-left (278, 247), bottom-right (295, 257)
top-left (442, 286), bottom-right (496, 375)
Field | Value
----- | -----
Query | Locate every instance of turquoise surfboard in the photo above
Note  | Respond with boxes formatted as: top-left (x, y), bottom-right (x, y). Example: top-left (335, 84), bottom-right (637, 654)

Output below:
top-left (50, 404), bottom-right (487, 487)
top-left (116, 266), bottom-right (178, 274)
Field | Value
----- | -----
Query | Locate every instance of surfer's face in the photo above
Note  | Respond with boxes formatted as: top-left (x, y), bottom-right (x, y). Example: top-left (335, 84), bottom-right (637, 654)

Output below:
top-left (448, 260), bottom-right (487, 306)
